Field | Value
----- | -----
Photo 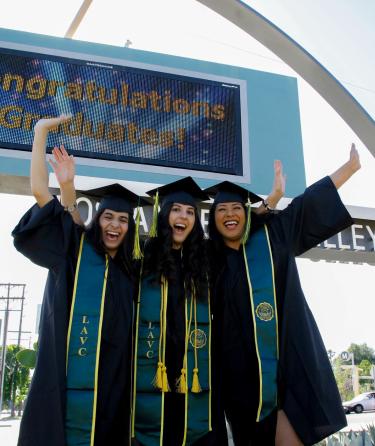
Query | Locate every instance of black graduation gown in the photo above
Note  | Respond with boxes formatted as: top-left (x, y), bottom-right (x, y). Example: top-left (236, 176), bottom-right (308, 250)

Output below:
top-left (214, 176), bottom-right (353, 446)
top-left (12, 198), bottom-right (134, 446)
top-left (135, 249), bottom-right (227, 446)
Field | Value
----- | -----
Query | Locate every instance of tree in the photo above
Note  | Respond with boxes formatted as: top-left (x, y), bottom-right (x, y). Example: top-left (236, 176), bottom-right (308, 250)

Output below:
top-left (348, 343), bottom-right (375, 365)
top-left (2, 345), bottom-right (31, 416)
top-left (333, 357), bottom-right (354, 402)
top-left (359, 359), bottom-right (372, 376)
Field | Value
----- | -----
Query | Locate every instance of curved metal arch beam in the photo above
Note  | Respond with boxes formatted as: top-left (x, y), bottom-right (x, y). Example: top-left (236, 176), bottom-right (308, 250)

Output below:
top-left (196, 0), bottom-right (375, 157)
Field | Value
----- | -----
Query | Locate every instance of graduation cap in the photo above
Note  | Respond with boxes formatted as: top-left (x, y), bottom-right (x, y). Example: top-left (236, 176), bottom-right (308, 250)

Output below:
top-left (82, 183), bottom-right (142, 214)
top-left (82, 183), bottom-right (146, 259)
top-left (146, 177), bottom-right (209, 237)
top-left (204, 181), bottom-right (262, 205)
top-left (204, 181), bottom-right (262, 245)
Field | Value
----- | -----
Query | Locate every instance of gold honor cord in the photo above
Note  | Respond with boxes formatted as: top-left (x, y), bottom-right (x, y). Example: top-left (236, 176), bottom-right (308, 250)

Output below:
top-left (192, 289), bottom-right (202, 394)
top-left (182, 294), bottom-right (191, 446)
top-left (242, 244), bottom-right (264, 422)
top-left (264, 226), bottom-right (279, 359)
top-left (160, 278), bottom-right (169, 446)
top-left (66, 233), bottom-right (85, 373)
top-left (131, 267), bottom-right (143, 438)
top-left (90, 254), bottom-right (109, 446)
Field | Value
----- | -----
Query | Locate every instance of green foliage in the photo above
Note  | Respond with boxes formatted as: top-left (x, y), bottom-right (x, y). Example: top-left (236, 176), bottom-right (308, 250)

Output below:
top-left (367, 423), bottom-right (375, 443)
top-left (348, 343), bottom-right (375, 365)
top-left (333, 358), bottom-right (354, 401)
top-left (16, 349), bottom-right (37, 369)
top-left (315, 424), bottom-right (375, 445)
top-left (2, 344), bottom-right (30, 410)
top-left (15, 341), bottom-right (38, 369)
top-left (359, 359), bottom-right (372, 376)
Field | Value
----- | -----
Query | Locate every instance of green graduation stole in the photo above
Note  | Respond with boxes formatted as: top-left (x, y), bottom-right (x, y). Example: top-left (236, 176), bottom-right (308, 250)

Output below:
top-left (65, 234), bottom-right (109, 446)
top-left (243, 224), bottom-right (279, 421)
top-left (132, 276), bottom-right (212, 446)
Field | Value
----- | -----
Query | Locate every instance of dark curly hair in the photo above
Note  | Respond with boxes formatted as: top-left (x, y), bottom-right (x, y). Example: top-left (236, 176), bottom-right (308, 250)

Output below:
top-left (143, 202), bottom-right (208, 298)
top-left (85, 208), bottom-right (137, 280)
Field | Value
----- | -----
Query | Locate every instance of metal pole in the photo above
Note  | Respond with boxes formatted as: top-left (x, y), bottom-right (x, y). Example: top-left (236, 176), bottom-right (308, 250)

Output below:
top-left (351, 352), bottom-right (357, 395)
top-left (0, 284), bottom-right (11, 412)
top-left (10, 286), bottom-right (25, 416)
top-left (64, 0), bottom-right (93, 38)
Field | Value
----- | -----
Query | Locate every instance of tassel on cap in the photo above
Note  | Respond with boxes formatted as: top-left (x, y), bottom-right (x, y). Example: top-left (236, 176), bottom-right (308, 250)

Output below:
top-left (132, 205), bottom-right (143, 259)
top-left (192, 367), bottom-right (202, 393)
top-left (240, 196), bottom-right (252, 245)
top-left (149, 190), bottom-right (159, 237)
top-left (176, 368), bottom-right (187, 394)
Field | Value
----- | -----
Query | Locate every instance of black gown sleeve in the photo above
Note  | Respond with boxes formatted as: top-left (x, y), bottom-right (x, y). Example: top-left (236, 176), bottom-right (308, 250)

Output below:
top-left (271, 176), bottom-right (354, 256)
top-left (12, 197), bottom-right (81, 272)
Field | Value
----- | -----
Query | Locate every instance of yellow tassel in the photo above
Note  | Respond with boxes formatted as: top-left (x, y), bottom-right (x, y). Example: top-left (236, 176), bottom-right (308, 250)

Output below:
top-left (192, 368), bottom-right (202, 393)
top-left (161, 365), bottom-right (170, 392)
top-left (132, 206), bottom-right (143, 259)
top-left (149, 190), bottom-right (159, 237)
top-left (176, 368), bottom-right (187, 394)
top-left (240, 197), bottom-right (252, 245)
top-left (152, 361), bottom-right (163, 390)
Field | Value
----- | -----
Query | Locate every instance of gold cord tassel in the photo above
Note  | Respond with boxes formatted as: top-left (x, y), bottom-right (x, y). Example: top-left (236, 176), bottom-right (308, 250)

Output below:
top-left (191, 288), bottom-right (202, 393)
top-left (176, 368), bottom-right (187, 394)
top-left (161, 365), bottom-right (170, 392)
top-left (149, 190), bottom-right (159, 237)
top-left (152, 361), bottom-right (163, 390)
top-left (191, 367), bottom-right (202, 393)
top-left (132, 206), bottom-right (143, 259)
top-left (240, 197), bottom-right (252, 245)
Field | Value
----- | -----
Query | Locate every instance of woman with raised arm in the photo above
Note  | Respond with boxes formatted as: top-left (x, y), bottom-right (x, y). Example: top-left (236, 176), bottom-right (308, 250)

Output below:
top-left (206, 146), bottom-right (361, 446)
top-left (12, 115), bottom-right (140, 446)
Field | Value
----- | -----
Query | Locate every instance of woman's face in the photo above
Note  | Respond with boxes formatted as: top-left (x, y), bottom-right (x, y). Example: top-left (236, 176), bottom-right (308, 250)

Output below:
top-left (99, 209), bottom-right (129, 257)
top-left (168, 202), bottom-right (196, 249)
top-left (214, 202), bottom-right (246, 249)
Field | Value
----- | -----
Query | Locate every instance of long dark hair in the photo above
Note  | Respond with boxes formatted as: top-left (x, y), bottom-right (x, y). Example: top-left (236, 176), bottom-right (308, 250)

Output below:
top-left (143, 202), bottom-right (208, 298)
top-left (207, 202), bottom-right (271, 281)
top-left (85, 208), bottom-right (136, 279)
top-left (207, 202), bottom-right (232, 281)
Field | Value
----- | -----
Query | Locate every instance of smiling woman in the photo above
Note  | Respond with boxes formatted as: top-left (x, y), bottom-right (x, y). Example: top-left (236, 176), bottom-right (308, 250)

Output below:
top-left (131, 177), bottom-right (228, 446)
top-left (11, 115), bottom-right (142, 446)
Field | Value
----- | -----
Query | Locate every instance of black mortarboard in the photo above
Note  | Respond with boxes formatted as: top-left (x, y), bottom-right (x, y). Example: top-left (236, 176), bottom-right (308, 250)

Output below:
top-left (82, 183), bottom-right (142, 213)
top-left (204, 181), bottom-right (262, 205)
top-left (146, 176), bottom-right (209, 208)
top-left (146, 177), bottom-right (208, 237)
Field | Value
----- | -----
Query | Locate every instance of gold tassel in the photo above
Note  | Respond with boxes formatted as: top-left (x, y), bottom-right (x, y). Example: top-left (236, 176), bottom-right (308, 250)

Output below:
top-left (149, 190), bottom-right (159, 237)
top-left (192, 368), bottom-right (202, 393)
top-left (132, 206), bottom-right (143, 259)
top-left (161, 365), bottom-right (170, 392)
top-left (240, 197), bottom-right (252, 245)
top-left (176, 368), bottom-right (187, 394)
top-left (152, 361), bottom-right (163, 390)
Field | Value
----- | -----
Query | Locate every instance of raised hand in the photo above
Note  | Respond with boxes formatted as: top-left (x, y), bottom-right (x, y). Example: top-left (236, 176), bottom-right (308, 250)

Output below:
top-left (49, 145), bottom-right (75, 187)
top-left (349, 143), bottom-right (361, 173)
top-left (271, 159), bottom-right (286, 201)
top-left (329, 143), bottom-right (362, 189)
top-left (34, 113), bottom-right (73, 132)
top-left (254, 160), bottom-right (286, 214)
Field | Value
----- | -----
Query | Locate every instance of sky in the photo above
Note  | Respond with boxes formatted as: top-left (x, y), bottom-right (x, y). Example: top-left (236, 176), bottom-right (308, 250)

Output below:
top-left (0, 0), bottom-right (374, 359)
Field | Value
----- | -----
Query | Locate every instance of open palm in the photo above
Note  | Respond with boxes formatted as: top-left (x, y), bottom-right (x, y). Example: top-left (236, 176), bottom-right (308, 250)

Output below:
top-left (49, 145), bottom-right (75, 186)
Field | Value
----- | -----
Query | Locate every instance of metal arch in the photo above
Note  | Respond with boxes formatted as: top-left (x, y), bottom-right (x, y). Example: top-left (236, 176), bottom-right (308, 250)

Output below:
top-left (196, 0), bottom-right (375, 157)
